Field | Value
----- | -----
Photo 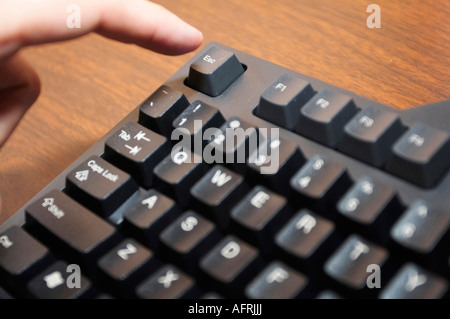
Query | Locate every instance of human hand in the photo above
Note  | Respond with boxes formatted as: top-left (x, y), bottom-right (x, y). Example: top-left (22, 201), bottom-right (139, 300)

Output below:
top-left (0, 0), bottom-right (203, 147)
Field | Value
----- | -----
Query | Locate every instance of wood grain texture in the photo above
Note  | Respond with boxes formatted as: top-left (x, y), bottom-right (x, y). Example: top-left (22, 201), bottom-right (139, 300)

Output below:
top-left (0, 0), bottom-right (449, 223)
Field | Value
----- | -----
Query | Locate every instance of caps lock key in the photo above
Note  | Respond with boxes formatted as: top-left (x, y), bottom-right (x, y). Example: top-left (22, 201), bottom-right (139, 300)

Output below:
top-left (66, 156), bottom-right (138, 217)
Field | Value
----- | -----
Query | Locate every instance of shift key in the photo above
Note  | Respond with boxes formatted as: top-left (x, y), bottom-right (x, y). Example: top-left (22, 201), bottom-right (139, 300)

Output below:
top-left (25, 190), bottom-right (119, 273)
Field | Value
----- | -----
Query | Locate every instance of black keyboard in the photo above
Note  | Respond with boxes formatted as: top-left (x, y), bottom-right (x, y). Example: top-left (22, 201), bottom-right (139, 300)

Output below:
top-left (1, 41), bottom-right (449, 299)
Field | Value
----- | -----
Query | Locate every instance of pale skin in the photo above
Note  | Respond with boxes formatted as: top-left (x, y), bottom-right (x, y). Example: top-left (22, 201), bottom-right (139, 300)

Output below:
top-left (0, 0), bottom-right (203, 148)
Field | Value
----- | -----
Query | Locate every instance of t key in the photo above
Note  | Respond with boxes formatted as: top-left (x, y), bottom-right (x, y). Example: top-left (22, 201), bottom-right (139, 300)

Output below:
top-left (324, 235), bottom-right (389, 297)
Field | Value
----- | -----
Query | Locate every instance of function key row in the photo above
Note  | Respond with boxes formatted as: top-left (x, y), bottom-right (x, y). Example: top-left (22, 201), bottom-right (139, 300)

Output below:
top-left (253, 74), bottom-right (450, 188)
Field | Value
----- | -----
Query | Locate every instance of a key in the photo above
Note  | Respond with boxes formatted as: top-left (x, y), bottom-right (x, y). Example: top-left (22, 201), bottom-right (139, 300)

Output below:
top-left (386, 123), bottom-right (450, 188)
top-left (275, 210), bottom-right (338, 275)
top-left (338, 106), bottom-right (406, 167)
top-left (0, 226), bottom-right (53, 296)
top-left (337, 176), bottom-right (403, 244)
top-left (172, 100), bottom-right (225, 150)
top-left (186, 46), bottom-right (245, 97)
top-left (153, 147), bottom-right (206, 207)
top-left (247, 136), bottom-right (305, 195)
top-left (295, 88), bottom-right (358, 147)
top-left (104, 122), bottom-right (170, 188)
top-left (136, 264), bottom-right (198, 299)
top-left (245, 261), bottom-right (310, 299)
top-left (25, 190), bottom-right (118, 273)
top-left (66, 156), bottom-right (138, 216)
top-left (204, 117), bottom-right (260, 173)
top-left (190, 165), bottom-right (247, 229)
top-left (159, 211), bottom-right (220, 274)
top-left (324, 235), bottom-right (390, 298)
top-left (230, 186), bottom-right (290, 254)
top-left (380, 263), bottom-right (448, 299)
top-left (122, 189), bottom-right (179, 251)
top-left (290, 155), bottom-right (351, 215)
top-left (199, 236), bottom-right (262, 298)
top-left (27, 261), bottom-right (94, 299)
top-left (255, 73), bottom-right (315, 130)
top-left (138, 85), bottom-right (190, 136)
top-left (97, 239), bottom-right (159, 298)
top-left (390, 200), bottom-right (450, 271)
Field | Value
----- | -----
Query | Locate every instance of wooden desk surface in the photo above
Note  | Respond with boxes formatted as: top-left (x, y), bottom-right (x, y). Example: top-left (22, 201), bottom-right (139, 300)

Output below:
top-left (1, 0), bottom-right (449, 223)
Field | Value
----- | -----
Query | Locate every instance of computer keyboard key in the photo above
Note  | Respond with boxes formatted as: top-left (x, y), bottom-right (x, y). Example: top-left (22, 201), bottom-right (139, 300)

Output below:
top-left (186, 46), bottom-right (245, 97)
top-left (324, 235), bottom-right (389, 297)
top-left (191, 165), bottom-right (247, 229)
top-left (138, 85), bottom-right (190, 137)
top-left (295, 88), bottom-right (357, 147)
top-left (122, 189), bottom-right (179, 250)
top-left (97, 239), bottom-right (159, 298)
top-left (391, 200), bottom-right (450, 264)
top-left (200, 236), bottom-right (262, 298)
top-left (25, 190), bottom-right (118, 272)
top-left (230, 186), bottom-right (291, 253)
top-left (339, 106), bottom-right (406, 167)
top-left (0, 226), bottom-right (53, 295)
top-left (380, 263), bottom-right (448, 299)
top-left (315, 290), bottom-right (342, 299)
top-left (275, 210), bottom-right (337, 274)
top-left (204, 117), bottom-right (259, 172)
top-left (153, 148), bottom-right (206, 207)
top-left (66, 156), bottom-right (138, 216)
top-left (172, 100), bottom-right (225, 148)
top-left (386, 123), bottom-right (450, 188)
top-left (245, 261), bottom-right (310, 299)
top-left (27, 261), bottom-right (94, 299)
top-left (159, 211), bottom-right (220, 274)
top-left (337, 176), bottom-right (402, 243)
top-left (255, 73), bottom-right (315, 130)
top-left (104, 122), bottom-right (170, 188)
top-left (136, 264), bottom-right (198, 299)
top-left (290, 155), bottom-right (351, 214)
top-left (247, 136), bottom-right (306, 195)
